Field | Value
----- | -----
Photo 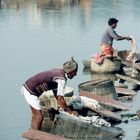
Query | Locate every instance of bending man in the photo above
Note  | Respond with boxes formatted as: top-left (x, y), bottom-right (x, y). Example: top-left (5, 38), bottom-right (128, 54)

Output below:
top-left (21, 57), bottom-right (78, 130)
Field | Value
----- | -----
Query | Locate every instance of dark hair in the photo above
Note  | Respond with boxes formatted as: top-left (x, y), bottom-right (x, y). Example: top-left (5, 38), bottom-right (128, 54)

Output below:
top-left (108, 18), bottom-right (118, 25)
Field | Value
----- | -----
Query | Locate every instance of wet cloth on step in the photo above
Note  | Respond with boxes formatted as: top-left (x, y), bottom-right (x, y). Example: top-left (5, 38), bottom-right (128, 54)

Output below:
top-left (68, 96), bottom-right (84, 110)
top-left (59, 111), bottom-right (111, 127)
top-left (89, 116), bottom-right (111, 127)
top-left (91, 53), bottom-right (104, 64)
top-left (69, 96), bottom-right (101, 110)
top-left (80, 96), bottom-right (102, 110)
top-left (78, 115), bottom-right (111, 127)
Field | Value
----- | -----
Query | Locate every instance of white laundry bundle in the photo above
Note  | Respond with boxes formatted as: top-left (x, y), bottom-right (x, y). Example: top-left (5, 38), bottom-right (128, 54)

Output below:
top-left (78, 115), bottom-right (111, 127)
top-left (78, 116), bottom-right (91, 123)
top-left (80, 115), bottom-right (111, 127)
top-left (80, 96), bottom-right (102, 110)
top-left (69, 95), bottom-right (102, 110)
top-left (90, 116), bottom-right (111, 127)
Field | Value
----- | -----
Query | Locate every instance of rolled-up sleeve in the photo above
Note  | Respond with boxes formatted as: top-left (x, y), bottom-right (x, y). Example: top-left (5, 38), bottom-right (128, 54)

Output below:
top-left (55, 79), bottom-right (66, 96)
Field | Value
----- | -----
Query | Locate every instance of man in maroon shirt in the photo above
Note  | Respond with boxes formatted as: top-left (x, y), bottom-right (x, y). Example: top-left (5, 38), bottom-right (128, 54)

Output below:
top-left (21, 57), bottom-right (78, 130)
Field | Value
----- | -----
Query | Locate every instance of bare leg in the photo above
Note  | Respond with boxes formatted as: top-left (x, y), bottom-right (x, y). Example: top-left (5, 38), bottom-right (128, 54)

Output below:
top-left (30, 106), bottom-right (44, 130)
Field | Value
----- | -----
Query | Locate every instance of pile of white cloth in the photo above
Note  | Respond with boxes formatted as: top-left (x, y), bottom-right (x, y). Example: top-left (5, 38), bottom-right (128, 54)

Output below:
top-left (80, 96), bottom-right (102, 110)
top-left (69, 95), bottom-right (102, 110)
top-left (79, 115), bottom-right (111, 127)
top-left (61, 96), bottom-right (111, 127)
top-left (59, 111), bottom-right (111, 127)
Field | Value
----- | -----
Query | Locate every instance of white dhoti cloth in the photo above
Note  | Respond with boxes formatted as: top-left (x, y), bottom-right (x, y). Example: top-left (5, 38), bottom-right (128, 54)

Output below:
top-left (21, 86), bottom-right (41, 110)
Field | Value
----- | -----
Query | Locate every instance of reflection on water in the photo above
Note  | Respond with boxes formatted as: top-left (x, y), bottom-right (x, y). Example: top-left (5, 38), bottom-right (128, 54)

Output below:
top-left (0, 0), bottom-right (89, 9)
top-left (37, 0), bottom-right (80, 9)
top-left (137, 131), bottom-right (140, 140)
top-left (83, 67), bottom-right (117, 82)
top-left (91, 73), bottom-right (117, 82)
top-left (0, 0), bottom-right (20, 10)
top-left (0, 0), bottom-right (93, 30)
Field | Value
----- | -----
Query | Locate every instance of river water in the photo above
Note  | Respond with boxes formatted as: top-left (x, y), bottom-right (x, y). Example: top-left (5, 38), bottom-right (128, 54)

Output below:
top-left (0, 0), bottom-right (140, 140)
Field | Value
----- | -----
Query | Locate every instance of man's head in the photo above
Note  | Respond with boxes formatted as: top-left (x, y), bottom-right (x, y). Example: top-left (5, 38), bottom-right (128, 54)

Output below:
top-left (108, 18), bottom-right (118, 28)
top-left (63, 57), bottom-right (78, 79)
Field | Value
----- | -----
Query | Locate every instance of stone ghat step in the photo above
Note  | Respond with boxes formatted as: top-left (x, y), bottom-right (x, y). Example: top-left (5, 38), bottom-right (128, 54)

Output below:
top-left (22, 129), bottom-right (70, 140)
top-left (80, 91), bottom-right (130, 111)
top-left (116, 74), bottom-right (140, 85)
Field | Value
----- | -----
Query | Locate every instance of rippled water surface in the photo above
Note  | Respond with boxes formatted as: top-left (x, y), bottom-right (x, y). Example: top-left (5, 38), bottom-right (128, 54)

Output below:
top-left (0, 0), bottom-right (140, 139)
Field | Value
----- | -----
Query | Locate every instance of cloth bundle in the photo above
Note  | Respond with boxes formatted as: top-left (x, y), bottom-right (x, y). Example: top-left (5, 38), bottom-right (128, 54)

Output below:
top-left (78, 115), bottom-right (111, 127)
top-left (69, 96), bottom-right (102, 110)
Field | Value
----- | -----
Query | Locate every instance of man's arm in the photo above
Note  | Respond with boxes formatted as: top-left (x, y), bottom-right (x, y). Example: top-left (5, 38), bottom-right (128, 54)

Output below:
top-left (56, 95), bottom-right (71, 112)
top-left (115, 35), bottom-right (132, 41)
top-left (109, 27), bottom-right (132, 41)
top-left (55, 79), bottom-right (78, 116)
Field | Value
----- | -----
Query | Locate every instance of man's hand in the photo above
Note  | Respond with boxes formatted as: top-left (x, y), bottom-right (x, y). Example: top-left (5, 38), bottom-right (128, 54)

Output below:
top-left (126, 36), bottom-right (132, 41)
top-left (68, 110), bottom-right (78, 116)
top-left (57, 96), bottom-right (78, 116)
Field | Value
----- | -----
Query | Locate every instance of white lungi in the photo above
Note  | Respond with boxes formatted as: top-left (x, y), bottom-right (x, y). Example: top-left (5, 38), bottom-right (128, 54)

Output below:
top-left (21, 86), bottom-right (41, 110)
